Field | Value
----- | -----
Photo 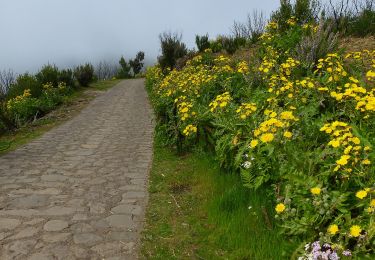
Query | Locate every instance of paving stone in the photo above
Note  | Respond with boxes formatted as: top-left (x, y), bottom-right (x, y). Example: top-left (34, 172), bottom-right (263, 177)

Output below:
top-left (42, 232), bottom-right (71, 242)
top-left (91, 242), bottom-right (126, 256)
top-left (8, 194), bottom-right (49, 209)
top-left (111, 204), bottom-right (142, 215)
top-left (105, 215), bottom-right (135, 229)
top-left (1, 239), bottom-right (37, 258)
top-left (0, 218), bottom-right (21, 230)
top-left (73, 233), bottom-right (103, 246)
top-left (43, 220), bottom-right (69, 231)
top-left (24, 218), bottom-right (45, 225)
top-left (9, 227), bottom-right (39, 239)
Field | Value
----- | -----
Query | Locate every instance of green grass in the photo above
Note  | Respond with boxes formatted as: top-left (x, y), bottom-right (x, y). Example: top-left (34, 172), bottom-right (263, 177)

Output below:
top-left (141, 137), bottom-right (298, 259)
top-left (0, 79), bottom-right (121, 155)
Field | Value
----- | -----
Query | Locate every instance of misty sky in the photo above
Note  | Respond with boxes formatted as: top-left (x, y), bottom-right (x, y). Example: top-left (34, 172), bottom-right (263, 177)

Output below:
top-left (0, 0), bottom-right (280, 73)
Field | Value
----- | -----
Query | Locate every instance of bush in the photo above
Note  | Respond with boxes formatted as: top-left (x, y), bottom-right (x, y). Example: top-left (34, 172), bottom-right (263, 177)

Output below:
top-left (195, 34), bottom-right (210, 52)
top-left (58, 69), bottom-right (74, 87)
top-left (38, 83), bottom-right (66, 113)
top-left (210, 39), bottom-right (223, 53)
top-left (6, 89), bottom-right (40, 125)
top-left (222, 37), bottom-right (238, 55)
top-left (158, 31), bottom-right (187, 72)
top-left (35, 64), bottom-right (60, 86)
top-left (129, 51), bottom-right (145, 75)
top-left (74, 63), bottom-right (94, 87)
top-left (147, 18), bottom-right (375, 258)
top-left (7, 73), bottom-right (42, 99)
top-left (117, 56), bottom-right (132, 79)
top-left (294, 20), bottom-right (339, 66)
top-left (348, 8), bottom-right (375, 36)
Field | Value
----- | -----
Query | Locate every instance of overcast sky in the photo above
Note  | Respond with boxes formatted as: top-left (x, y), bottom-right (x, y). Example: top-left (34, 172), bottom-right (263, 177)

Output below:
top-left (0, 0), bottom-right (280, 73)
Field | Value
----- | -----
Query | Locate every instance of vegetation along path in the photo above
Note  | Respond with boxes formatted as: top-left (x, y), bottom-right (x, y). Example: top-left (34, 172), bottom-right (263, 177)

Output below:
top-left (0, 79), bottom-right (154, 259)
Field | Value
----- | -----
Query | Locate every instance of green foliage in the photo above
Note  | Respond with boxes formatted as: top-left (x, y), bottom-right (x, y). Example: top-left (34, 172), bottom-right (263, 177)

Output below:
top-left (146, 18), bottom-right (375, 258)
top-left (222, 37), bottom-right (238, 55)
top-left (348, 9), bottom-right (375, 36)
top-left (58, 69), bottom-right (74, 87)
top-left (158, 31), bottom-right (188, 72)
top-left (129, 51), bottom-right (145, 75)
top-left (7, 73), bottom-right (42, 99)
top-left (117, 56), bottom-right (132, 79)
top-left (35, 64), bottom-right (60, 86)
top-left (74, 63), bottom-right (94, 87)
top-left (195, 34), bottom-right (210, 52)
top-left (209, 39), bottom-right (223, 53)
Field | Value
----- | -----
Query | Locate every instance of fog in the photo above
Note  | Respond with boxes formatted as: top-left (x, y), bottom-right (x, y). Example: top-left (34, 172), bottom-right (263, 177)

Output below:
top-left (0, 0), bottom-right (279, 73)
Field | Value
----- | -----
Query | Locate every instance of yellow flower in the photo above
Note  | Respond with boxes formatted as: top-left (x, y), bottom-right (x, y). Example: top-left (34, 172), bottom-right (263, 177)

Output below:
top-left (260, 133), bottom-right (274, 143)
top-left (310, 187), bottom-right (321, 195)
top-left (283, 131), bottom-right (292, 139)
top-left (250, 139), bottom-right (259, 148)
top-left (275, 203), bottom-right (286, 213)
top-left (349, 225), bottom-right (361, 237)
top-left (356, 190), bottom-right (368, 199)
top-left (327, 224), bottom-right (339, 235)
top-left (362, 159), bottom-right (371, 165)
top-left (336, 155), bottom-right (350, 166)
top-left (371, 199), bottom-right (375, 207)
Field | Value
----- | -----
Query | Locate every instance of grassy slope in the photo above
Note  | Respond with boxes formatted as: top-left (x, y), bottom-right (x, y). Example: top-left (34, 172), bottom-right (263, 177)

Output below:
top-left (0, 79), bottom-right (121, 155)
top-left (141, 136), bottom-right (298, 259)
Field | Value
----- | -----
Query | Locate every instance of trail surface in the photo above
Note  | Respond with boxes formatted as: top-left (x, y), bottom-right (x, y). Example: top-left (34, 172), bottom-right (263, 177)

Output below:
top-left (0, 79), bottom-right (154, 259)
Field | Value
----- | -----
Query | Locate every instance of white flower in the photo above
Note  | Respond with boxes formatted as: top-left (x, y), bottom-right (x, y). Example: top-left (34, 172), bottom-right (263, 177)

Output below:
top-left (242, 161), bottom-right (251, 169)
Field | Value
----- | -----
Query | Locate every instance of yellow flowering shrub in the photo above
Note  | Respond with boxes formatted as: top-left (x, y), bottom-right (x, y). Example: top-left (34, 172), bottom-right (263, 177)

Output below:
top-left (146, 18), bottom-right (375, 258)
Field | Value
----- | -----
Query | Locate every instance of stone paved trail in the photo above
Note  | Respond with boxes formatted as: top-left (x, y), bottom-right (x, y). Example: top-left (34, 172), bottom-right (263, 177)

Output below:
top-left (0, 79), bottom-right (154, 259)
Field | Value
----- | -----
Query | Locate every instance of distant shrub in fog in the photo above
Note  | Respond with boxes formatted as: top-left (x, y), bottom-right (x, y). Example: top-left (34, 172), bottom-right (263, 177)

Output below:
top-left (129, 51), bottom-right (145, 75)
top-left (74, 63), bottom-right (94, 87)
top-left (158, 31), bottom-right (187, 72)
top-left (117, 57), bottom-right (132, 79)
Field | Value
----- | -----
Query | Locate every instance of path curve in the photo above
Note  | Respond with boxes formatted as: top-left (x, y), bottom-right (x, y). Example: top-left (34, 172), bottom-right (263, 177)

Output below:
top-left (0, 79), bottom-right (154, 259)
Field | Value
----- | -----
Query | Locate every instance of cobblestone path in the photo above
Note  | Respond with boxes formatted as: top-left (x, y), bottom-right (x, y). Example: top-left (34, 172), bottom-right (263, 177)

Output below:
top-left (0, 79), bottom-right (154, 259)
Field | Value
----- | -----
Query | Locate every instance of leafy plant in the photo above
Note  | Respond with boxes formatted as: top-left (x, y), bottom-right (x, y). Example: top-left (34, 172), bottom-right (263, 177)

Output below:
top-left (129, 51), bottom-right (145, 75)
top-left (74, 63), bottom-right (94, 87)
top-left (158, 31), bottom-right (188, 72)
top-left (196, 34), bottom-right (210, 52)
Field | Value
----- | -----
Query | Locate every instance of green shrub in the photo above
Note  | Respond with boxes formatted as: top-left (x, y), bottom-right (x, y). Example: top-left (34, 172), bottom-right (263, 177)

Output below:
top-left (210, 39), bottom-right (223, 53)
top-left (7, 73), bottom-right (42, 99)
top-left (348, 9), bottom-right (375, 36)
top-left (35, 64), bottom-right (60, 86)
top-left (196, 34), bottom-right (210, 52)
top-left (129, 51), bottom-right (145, 75)
top-left (58, 69), bottom-right (74, 87)
top-left (222, 37), bottom-right (238, 55)
top-left (38, 83), bottom-right (66, 113)
top-left (158, 31), bottom-right (188, 72)
top-left (117, 56), bottom-right (132, 79)
top-left (74, 63), bottom-right (94, 87)
top-left (6, 89), bottom-right (40, 125)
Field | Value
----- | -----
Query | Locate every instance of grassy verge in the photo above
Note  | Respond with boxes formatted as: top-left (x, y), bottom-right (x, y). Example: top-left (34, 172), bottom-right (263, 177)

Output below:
top-left (141, 136), bottom-right (298, 260)
top-left (0, 79), bottom-right (121, 155)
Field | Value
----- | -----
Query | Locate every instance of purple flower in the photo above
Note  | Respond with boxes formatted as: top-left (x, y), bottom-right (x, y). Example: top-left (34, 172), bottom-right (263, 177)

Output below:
top-left (329, 252), bottom-right (339, 260)
top-left (342, 250), bottom-right (352, 256)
